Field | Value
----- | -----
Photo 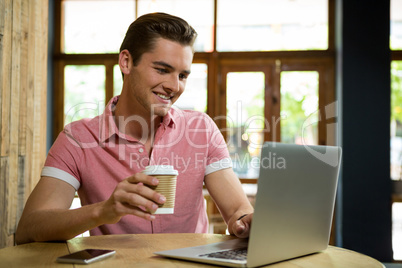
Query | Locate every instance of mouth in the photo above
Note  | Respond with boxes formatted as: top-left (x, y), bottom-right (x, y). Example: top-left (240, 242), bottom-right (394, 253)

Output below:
top-left (154, 92), bottom-right (172, 101)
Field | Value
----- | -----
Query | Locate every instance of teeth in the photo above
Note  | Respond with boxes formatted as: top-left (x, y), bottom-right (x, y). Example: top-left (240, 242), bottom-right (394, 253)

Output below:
top-left (156, 93), bottom-right (170, 100)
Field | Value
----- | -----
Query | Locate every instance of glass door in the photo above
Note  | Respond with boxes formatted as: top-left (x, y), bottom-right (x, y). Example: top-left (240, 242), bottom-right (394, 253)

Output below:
top-left (219, 60), bottom-right (335, 181)
top-left (219, 65), bottom-right (273, 180)
top-left (226, 71), bottom-right (266, 178)
top-left (280, 71), bottom-right (319, 145)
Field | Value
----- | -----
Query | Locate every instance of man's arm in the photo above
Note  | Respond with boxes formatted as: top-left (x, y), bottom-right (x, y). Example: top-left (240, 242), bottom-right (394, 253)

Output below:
top-left (16, 174), bottom-right (165, 244)
top-left (204, 168), bottom-right (254, 238)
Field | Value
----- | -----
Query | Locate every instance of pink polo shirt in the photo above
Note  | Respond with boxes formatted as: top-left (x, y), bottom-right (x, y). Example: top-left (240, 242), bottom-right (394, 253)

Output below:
top-left (42, 96), bottom-right (231, 236)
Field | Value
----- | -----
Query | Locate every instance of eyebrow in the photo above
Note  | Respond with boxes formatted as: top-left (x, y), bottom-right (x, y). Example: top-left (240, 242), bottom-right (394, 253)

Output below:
top-left (152, 61), bottom-right (191, 75)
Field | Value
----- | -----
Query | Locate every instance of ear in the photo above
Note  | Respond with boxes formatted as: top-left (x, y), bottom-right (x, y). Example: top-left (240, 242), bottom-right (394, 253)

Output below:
top-left (119, 50), bottom-right (131, 76)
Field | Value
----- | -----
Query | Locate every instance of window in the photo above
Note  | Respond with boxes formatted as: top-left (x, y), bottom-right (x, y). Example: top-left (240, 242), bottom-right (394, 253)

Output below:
top-left (173, 63), bottom-right (208, 112)
top-left (391, 0), bottom-right (402, 50)
top-left (391, 60), bottom-right (402, 261)
top-left (391, 61), bottom-right (402, 181)
top-left (137, 0), bottom-right (214, 52)
top-left (218, 60), bottom-right (333, 182)
top-left (280, 71), bottom-right (319, 145)
top-left (62, 0), bottom-right (135, 53)
top-left (217, 0), bottom-right (328, 52)
top-left (64, 65), bottom-right (105, 125)
top-left (226, 72), bottom-right (265, 178)
top-left (113, 65), bottom-right (123, 96)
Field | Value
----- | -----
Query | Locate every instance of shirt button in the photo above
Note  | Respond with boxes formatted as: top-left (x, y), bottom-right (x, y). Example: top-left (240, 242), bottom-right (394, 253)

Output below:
top-left (139, 148), bottom-right (144, 153)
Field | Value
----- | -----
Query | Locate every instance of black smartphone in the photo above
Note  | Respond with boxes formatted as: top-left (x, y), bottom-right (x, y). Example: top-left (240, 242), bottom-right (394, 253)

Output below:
top-left (56, 249), bottom-right (116, 264)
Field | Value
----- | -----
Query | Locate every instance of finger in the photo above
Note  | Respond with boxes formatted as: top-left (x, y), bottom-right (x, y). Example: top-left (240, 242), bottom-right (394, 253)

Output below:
top-left (114, 202), bottom-right (156, 221)
top-left (132, 182), bottom-right (166, 205)
top-left (116, 182), bottom-right (165, 212)
top-left (233, 221), bottom-right (247, 238)
top-left (118, 179), bottom-right (164, 204)
top-left (233, 214), bottom-right (252, 238)
top-left (127, 173), bottom-right (159, 187)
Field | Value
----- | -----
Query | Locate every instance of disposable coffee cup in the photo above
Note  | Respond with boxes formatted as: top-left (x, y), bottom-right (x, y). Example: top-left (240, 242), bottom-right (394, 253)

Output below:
top-left (142, 165), bottom-right (178, 214)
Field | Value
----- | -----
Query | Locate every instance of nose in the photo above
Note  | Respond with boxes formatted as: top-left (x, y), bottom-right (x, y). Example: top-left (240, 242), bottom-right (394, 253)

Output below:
top-left (163, 74), bottom-right (180, 94)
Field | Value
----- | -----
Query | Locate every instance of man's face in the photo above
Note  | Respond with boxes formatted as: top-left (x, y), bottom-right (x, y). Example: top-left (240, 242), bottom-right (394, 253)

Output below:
top-left (126, 38), bottom-right (194, 117)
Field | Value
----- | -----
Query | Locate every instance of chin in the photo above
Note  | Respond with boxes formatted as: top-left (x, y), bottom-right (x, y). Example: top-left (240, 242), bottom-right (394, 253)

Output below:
top-left (151, 107), bottom-right (170, 117)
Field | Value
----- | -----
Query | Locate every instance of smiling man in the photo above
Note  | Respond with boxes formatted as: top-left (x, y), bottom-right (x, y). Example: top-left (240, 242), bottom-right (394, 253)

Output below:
top-left (16, 13), bottom-right (253, 244)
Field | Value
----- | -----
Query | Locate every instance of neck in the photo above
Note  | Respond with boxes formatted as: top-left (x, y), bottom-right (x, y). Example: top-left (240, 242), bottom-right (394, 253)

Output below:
top-left (113, 97), bottom-right (162, 142)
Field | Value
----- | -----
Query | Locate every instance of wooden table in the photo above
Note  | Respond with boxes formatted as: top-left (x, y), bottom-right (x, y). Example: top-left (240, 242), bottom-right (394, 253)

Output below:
top-left (0, 233), bottom-right (385, 267)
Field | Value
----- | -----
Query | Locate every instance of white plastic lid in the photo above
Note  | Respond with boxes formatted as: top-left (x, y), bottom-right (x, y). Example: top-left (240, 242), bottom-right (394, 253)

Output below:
top-left (142, 165), bottom-right (178, 176)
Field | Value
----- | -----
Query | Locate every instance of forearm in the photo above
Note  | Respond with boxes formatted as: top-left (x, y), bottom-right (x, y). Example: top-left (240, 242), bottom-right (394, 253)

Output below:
top-left (16, 202), bottom-right (104, 245)
top-left (204, 168), bottom-right (254, 237)
top-left (16, 173), bottom-right (163, 244)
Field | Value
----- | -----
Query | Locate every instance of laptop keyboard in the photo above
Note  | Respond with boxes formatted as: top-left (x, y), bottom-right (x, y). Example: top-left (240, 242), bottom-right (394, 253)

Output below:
top-left (199, 248), bottom-right (248, 261)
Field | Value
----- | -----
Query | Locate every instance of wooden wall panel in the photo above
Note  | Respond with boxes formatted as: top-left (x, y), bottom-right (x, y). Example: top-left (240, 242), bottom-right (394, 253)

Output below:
top-left (0, 0), bottom-right (48, 248)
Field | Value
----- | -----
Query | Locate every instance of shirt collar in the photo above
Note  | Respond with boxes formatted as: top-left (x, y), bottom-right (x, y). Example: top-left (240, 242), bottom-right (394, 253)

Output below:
top-left (161, 107), bottom-right (176, 129)
top-left (99, 96), bottom-right (119, 143)
top-left (99, 96), bottom-right (177, 143)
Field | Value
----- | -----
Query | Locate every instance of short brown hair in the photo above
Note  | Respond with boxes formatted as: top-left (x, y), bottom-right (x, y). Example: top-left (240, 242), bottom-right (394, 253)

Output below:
top-left (119, 12), bottom-right (198, 66)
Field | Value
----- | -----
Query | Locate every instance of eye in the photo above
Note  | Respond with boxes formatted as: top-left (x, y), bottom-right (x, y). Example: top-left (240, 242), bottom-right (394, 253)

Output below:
top-left (155, 68), bottom-right (168, 74)
top-left (179, 73), bottom-right (189, 80)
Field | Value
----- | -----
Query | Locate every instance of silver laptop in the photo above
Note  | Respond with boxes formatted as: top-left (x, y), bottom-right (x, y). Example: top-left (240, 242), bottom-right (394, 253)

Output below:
top-left (154, 142), bottom-right (342, 267)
